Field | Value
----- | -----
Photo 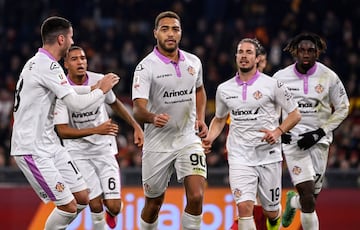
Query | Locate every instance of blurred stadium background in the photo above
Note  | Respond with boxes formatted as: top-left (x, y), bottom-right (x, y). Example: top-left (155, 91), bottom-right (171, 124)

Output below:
top-left (0, 0), bottom-right (359, 229)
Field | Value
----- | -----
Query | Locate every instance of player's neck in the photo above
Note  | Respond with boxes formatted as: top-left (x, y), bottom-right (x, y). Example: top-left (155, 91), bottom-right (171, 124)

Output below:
top-left (238, 68), bottom-right (257, 82)
top-left (158, 47), bottom-right (179, 62)
top-left (68, 74), bottom-right (87, 85)
top-left (42, 45), bottom-right (61, 61)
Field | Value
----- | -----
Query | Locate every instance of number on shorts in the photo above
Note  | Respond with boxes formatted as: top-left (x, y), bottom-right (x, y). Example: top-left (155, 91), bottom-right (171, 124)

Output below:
top-left (67, 161), bottom-right (79, 174)
top-left (108, 177), bottom-right (116, 190)
top-left (14, 78), bottom-right (24, 112)
top-left (190, 153), bottom-right (205, 167)
top-left (270, 187), bottom-right (280, 202)
top-left (314, 173), bottom-right (322, 184)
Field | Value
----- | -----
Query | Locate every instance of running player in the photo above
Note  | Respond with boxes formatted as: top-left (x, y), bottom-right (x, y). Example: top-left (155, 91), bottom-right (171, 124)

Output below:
top-left (54, 45), bottom-right (143, 229)
top-left (202, 38), bottom-right (301, 230)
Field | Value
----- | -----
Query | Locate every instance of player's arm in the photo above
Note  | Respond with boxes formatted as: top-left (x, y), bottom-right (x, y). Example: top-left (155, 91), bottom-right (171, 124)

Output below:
top-left (55, 119), bottom-right (118, 139)
top-left (196, 85), bottom-right (208, 138)
top-left (132, 98), bottom-right (169, 128)
top-left (109, 99), bottom-right (144, 147)
top-left (202, 116), bottom-right (227, 154)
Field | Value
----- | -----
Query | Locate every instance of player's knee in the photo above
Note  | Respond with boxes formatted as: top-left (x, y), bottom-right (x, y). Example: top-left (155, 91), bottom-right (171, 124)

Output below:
top-left (300, 193), bottom-right (316, 212)
top-left (106, 200), bottom-right (122, 215)
top-left (187, 191), bottom-right (204, 206)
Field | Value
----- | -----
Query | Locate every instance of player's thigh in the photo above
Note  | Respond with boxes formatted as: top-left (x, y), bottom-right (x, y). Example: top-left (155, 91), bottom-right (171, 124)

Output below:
top-left (93, 155), bottom-right (121, 200)
top-left (14, 155), bottom-right (74, 206)
top-left (310, 143), bottom-right (329, 194)
top-left (75, 158), bottom-right (102, 200)
top-left (229, 164), bottom-right (258, 204)
top-left (283, 144), bottom-right (315, 186)
top-left (257, 162), bottom-right (282, 212)
top-left (175, 143), bottom-right (207, 182)
top-left (55, 151), bottom-right (87, 194)
top-left (142, 150), bottom-right (175, 198)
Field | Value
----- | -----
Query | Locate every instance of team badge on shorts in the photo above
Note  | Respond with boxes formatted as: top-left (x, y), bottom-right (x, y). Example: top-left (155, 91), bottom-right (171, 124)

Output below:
top-left (233, 188), bottom-right (242, 198)
top-left (143, 183), bottom-right (151, 193)
top-left (55, 182), bottom-right (65, 192)
top-left (292, 166), bottom-right (302, 175)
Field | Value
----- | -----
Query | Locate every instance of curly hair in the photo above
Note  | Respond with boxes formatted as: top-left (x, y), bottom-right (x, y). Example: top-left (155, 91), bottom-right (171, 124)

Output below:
top-left (284, 32), bottom-right (327, 57)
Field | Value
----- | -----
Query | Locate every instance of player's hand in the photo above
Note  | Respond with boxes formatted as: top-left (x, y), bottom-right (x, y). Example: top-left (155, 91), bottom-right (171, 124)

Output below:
top-left (297, 128), bottom-right (325, 150)
top-left (260, 128), bottom-right (282, 145)
top-left (153, 113), bottom-right (170, 128)
top-left (201, 137), bottom-right (213, 154)
top-left (95, 119), bottom-right (119, 136)
top-left (133, 125), bottom-right (144, 147)
top-left (97, 73), bottom-right (120, 93)
top-left (196, 120), bottom-right (208, 138)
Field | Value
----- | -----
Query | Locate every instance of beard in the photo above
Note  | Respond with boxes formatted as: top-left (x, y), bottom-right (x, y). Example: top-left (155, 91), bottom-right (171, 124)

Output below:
top-left (158, 40), bottom-right (178, 53)
top-left (239, 66), bottom-right (254, 73)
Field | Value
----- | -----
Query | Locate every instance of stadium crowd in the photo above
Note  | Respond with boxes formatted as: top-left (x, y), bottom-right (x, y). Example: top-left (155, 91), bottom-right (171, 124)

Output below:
top-left (0, 0), bottom-right (359, 171)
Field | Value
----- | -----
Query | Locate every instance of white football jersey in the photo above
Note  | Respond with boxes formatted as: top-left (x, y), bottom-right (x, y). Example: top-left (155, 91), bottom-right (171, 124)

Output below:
top-left (132, 47), bottom-right (203, 151)
top-left (54, 71), bottom-right (118, 158)
top-left (11, 49), bottom-right (75, 156)
top-left (273, 62), bottom-right (350, 144)
top-left (216, 71), bottom-right (297, 166)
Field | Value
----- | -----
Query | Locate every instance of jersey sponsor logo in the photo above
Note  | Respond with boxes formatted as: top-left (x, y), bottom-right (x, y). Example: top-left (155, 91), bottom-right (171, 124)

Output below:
top-left (55, 182), bottom-right (65, 192)
top-left (231, 107), bottom-right (260, 116)
top-left (71, 107), bottom-right (100, 122)
top-left (253, 90), bottom-right (263, 100)
top-left (315, 84), bottom-right (324, 93)
top-left (50, 62), bottom-right (61, 70)
top-left (135, 64), bottom-right (144, 71)
top-left (287, 87), bottom-right (300, 91)
top-left (187, 66), bottom-right (196, 76)
top-left (163, 88), bottom-right (193, 98)
top-left (298, 100), bottom-right (319, 108)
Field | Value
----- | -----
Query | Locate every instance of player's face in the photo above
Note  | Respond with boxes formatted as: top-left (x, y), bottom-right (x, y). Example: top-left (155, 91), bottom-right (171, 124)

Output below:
top-left (154, 17), bottom-right (182, 53)
top-left (296, 40), bottom-right (317, 71)
top-left (64, 49), bottom-right (87, 78)
top-left (236, 42), bottom-right (258, 73)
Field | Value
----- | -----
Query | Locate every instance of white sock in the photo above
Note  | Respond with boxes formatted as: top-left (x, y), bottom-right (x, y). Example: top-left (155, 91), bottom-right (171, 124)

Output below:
top-left (77, 204), bottom-right (87, 214)
top-left (300, 211), bottom-right (319, 230)
top-left (238, 216), bottom-right (256, 230)
top-left (45, 207), bottom-right (77, 230)
top-left (290, 194), bottom-right (301, 209)
top-left (181, 212), bottom-right (202, 230)
top-left (91, 211), bottom-right (106, 230)
top-left (140, 217), bottom-right (158, 230)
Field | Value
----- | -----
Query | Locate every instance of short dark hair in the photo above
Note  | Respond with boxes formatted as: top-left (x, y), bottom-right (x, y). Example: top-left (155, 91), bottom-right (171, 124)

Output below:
top-left (65, 45), bottom-right (84, 59)
top-left (284, 32), bottom-right (327, 57)
top-left (40, 16), bottom-right (72, 45)
top-left (154, 11), bottom-right (181, 29)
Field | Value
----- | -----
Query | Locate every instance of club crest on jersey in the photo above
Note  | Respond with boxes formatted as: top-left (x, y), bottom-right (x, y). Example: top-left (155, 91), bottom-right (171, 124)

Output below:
top-left (55, 182), bottom-right (65, 192)
top-left (58, 73), bottom-right (68, 85)
top-left (292, 166), bottom-right (302, 175)
top-left (315, 84), bottom-right (324, 94)
top-left (253, 90), bottom-right (263, 100)
top-left (187, 66), bottom-right (196, 76)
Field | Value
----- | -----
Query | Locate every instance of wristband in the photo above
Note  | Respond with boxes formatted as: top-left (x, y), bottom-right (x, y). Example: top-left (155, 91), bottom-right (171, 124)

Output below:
top-left (277, 126), bottom-right (285, 134)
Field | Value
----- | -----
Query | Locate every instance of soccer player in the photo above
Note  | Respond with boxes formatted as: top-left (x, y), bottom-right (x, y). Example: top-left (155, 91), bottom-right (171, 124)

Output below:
top-left (230, 43), bottom-right (269, 230)
top-left (273, 32), bottom-right (350, 229)
top-left (54, 45), bottom-right (144, 229)
top-left (131, 11), bottom-right (208, 230)
top-left (202, 38), bottom-right (301, 230)
top-left (10, 16), bottom-right (119, 229)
